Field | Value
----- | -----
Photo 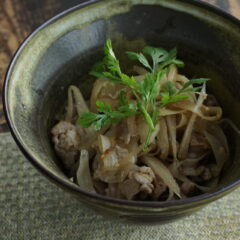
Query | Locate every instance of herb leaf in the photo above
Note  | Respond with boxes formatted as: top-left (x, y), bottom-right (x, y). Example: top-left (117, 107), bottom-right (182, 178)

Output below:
top-left (78, 112), bottom-right (102, 129)
top-left (161, 93), bottom-right (188, 105)
top-left (126, 52), bottom-right (152, 71)
top-left (178, 78), bottom-right (209, 93)
top-left (78, 97), bottom-right (138, 131)
top-left (90, 40), bottom-right (138, 91)
top-left (160, 78), bottom-right (208, 107)
top-left (127, 46), bottom-right (184, 72)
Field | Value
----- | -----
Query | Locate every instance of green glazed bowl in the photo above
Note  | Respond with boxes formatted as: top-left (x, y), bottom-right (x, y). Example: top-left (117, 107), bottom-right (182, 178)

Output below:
top-left (3, 0), bottom-right (240, 224)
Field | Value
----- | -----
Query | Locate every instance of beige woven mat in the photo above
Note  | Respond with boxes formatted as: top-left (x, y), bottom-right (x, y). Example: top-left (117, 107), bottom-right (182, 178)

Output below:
top-left (0, 132), bottom-right (239, 240)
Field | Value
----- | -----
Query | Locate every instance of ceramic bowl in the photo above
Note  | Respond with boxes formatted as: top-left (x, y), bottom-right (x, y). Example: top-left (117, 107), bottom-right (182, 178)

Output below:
top-left (3, 0), bottom-right (240, 224)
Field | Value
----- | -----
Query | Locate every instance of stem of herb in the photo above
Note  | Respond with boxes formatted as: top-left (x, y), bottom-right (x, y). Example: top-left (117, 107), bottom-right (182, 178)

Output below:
top-left (143, 127), bottom-right (154, 151)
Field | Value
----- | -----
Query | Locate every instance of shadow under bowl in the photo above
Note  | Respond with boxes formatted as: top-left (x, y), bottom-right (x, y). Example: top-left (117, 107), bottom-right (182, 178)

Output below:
top-left (3, 0), bottom-right (240, 224)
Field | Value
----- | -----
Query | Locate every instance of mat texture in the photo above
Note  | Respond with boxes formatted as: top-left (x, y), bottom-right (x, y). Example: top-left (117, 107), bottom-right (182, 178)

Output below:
top-left (0, 132), bottom-right (240, 240)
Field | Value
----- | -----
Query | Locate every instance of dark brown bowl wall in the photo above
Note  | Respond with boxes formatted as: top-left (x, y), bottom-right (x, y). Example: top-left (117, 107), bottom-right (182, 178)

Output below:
top-left (4, 0), bottom-right (240, 224)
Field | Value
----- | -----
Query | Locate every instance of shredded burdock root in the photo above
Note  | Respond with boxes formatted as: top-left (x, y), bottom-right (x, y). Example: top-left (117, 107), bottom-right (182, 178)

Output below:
top-left (51, 40), bottom-right (232, 201)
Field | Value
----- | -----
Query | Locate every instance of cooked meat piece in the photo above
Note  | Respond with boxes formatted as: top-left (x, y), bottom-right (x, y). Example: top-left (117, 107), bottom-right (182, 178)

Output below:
top-left (51, 121), bottom-right (81, 169)
top-left (118, 179), bottom-right (140, 200)
top-left (119, 166), bottom-right (155, 200)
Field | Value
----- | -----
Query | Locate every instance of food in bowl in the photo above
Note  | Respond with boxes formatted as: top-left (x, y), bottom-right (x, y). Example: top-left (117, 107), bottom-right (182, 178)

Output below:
top-left (51, 40), bottom-right (229, 201)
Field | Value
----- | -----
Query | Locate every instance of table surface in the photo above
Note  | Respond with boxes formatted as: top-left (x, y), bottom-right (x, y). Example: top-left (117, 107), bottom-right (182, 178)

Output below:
top-left (0, 0), bottom-right (240, 133)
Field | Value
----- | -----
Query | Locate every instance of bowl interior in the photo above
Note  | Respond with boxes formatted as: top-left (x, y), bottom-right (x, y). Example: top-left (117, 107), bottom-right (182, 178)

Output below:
top-left (6, 0), bottom-right (240, 203)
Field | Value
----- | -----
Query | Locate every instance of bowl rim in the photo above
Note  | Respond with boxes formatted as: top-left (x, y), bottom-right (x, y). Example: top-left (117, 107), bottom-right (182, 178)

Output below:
top-left (3, 0), bottom-right (240, 209)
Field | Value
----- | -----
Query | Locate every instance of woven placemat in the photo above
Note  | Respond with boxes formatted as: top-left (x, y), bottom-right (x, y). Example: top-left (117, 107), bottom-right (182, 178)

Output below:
top-left (0, 132), bottom-right (240, 240)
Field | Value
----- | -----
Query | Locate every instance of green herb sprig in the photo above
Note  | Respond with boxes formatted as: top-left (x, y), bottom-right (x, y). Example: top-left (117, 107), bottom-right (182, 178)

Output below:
top-left (78, 40), bottom-right (209, 150)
